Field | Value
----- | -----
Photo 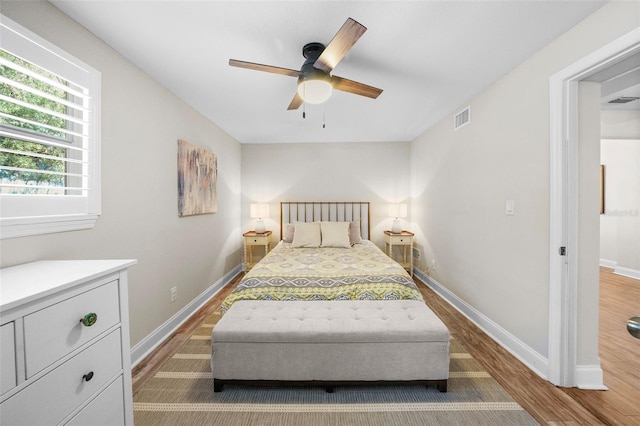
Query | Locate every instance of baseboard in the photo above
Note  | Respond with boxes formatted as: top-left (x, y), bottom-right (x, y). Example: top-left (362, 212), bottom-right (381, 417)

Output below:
top-left (599, 259), bottom-right (640, 280)
top-left (599, 258), bottom-right (617, 269)
top-left (130, 264), bottom-right (243, 367)
top-left (413, 268), bottom-right (549, 380)
top-left (614, 266), bottom-right (640, 281)
top-left (576, 364), bottom-right (607, 390)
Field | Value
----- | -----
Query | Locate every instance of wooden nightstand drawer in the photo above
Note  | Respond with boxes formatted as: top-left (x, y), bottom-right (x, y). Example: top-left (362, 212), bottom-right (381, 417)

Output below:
top-left (386, 235), bottom-right (411, 245)
top-left (245, 236), bottom-right (270, 245)
top-left (23, 280), bottom-right (121, 378)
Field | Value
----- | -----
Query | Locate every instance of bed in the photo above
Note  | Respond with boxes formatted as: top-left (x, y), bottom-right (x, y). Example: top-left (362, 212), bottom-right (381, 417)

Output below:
top-left (221, 201), bottom-right (423, 313)
top-left (212, 201), bottom-right (450, 393)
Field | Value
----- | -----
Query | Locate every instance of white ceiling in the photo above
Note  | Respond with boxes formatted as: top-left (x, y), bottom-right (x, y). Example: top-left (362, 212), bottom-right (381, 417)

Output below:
top-left (50, 0), bottom-right (607, 144)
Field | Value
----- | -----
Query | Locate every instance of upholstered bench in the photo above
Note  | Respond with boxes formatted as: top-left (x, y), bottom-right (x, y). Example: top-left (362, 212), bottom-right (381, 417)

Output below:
top-left (211, 299), bottom-right (450, 392)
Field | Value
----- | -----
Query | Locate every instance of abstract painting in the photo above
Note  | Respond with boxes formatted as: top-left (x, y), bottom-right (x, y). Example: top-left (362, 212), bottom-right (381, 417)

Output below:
top-left (177, 139), bottom-right (217, 216)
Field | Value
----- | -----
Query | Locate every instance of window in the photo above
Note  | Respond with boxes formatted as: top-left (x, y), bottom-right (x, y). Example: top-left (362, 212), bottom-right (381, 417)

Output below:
top-left (0, 15), bottom-right (101, 239)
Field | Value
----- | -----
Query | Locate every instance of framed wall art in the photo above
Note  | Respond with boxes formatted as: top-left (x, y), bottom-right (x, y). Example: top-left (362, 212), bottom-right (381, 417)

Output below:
top-left (177, 139), bottom-right (217, 217)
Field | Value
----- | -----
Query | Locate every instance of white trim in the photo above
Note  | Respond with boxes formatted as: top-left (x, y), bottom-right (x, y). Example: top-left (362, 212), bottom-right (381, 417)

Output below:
top-left (575, 365), bottom-right (607, 390)
top-left (549, 27), bottom-right (640, 388)
top-left (413, 269), bottom-right (549, 379)
top-left (0, 213), bottom-right (98, 239)
top-left (130, 265), bottom-right (243, 367)
top-left (614, 266), bottom-right (640, 281)
top-left (599, 258), bottom-right (617, 269)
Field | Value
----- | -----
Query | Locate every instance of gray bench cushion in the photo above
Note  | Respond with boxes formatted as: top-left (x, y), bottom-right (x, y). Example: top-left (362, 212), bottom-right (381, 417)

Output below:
top-left (214, 300), bottom-right (450, 343)
top-left (212, 300), bottom-right (450, 382)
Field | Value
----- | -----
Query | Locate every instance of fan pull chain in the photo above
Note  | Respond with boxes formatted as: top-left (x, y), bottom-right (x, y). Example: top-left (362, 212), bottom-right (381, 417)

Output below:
top-left (302, 85), bottom-right (306, 119)
top-left (322, 109), bottom-right (326, 129)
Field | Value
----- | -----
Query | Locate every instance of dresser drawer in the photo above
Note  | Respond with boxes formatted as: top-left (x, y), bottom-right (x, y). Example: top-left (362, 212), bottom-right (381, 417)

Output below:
top-left (23, 280), bottom-right (121, 377)
top-left (66, 376), bottom-right (125, 426)
top-left (1, 322), bottom-right (16, 395)
top-left (0, 329), bottom-right (123, 426)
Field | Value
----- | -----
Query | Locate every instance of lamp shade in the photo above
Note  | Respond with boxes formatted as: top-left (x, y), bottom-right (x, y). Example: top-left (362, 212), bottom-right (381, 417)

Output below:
top-left (388, 203), bottom-right (407, 219)
top-left (297, 79), bottom-right (332, 104)
top-left (250, 203), bottom-right (269, 219)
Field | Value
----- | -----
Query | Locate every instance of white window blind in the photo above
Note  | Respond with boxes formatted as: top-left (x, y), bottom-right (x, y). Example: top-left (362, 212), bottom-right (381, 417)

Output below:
top-left (0, 15), bottom-right (101, 239)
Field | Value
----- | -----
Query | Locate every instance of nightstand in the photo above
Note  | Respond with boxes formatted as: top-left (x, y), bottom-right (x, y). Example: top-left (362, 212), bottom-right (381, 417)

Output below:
top-left (384, 230), bottom-right (414, 277)
top-left (243, 231), bottom-right (272, 270)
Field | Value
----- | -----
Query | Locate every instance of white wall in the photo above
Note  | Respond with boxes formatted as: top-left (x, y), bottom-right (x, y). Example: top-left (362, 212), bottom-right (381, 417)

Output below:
top-left (410, 0), bottom-right (639, 375)
top-left (241, 142), bottom-right (411, 248)
top-left (0, 1), bottom-right (243, 347)
top-left (602, 109), bottom-right (640, 138)
top-left (600, 110), bottom-right (640, 275)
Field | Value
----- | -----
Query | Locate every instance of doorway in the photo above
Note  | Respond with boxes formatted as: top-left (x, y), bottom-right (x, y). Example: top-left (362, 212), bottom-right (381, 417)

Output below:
top-left (548, 29), bottom-right (640, 388)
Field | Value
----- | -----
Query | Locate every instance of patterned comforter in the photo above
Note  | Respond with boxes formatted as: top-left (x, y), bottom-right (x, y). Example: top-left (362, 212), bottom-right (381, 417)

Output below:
top-left (221, 240), bottom-right (423, 313)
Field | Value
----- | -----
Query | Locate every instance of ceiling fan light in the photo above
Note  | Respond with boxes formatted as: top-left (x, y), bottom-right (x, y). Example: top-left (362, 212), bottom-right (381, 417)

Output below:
top-left (297, 79), bottom-right (332, 104)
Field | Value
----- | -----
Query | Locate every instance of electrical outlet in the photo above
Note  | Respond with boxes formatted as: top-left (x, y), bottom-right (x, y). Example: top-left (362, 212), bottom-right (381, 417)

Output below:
top-left (431, 259), bottom-right (436, 271)
top-left (170, 286), bottom-right (177, 303)
top-left (413, 248), bottom-right (421, 259)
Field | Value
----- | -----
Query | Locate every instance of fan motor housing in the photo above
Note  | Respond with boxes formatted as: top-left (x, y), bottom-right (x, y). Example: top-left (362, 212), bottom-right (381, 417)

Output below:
top-left (300, 42), bottom-right (330, 82)
top-left (302, 42), bottom-right (325, 59)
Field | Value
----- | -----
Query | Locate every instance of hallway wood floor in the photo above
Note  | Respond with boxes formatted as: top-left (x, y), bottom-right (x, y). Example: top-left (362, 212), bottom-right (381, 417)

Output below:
top-left (559, 267), bottom-right (640, 426)
top-left (132, 268), bottom-right (640, 425)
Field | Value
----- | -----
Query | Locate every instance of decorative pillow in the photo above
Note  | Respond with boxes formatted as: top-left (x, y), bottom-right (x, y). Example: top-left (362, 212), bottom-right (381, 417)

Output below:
top-left (291, 222), bottom-right (321, 248)
top-left (349, 220), bottom-right (363, 244)
top-left (320, 221), bottom-right (351, 248)
top-left (282, 223), bottom-right (295, 243)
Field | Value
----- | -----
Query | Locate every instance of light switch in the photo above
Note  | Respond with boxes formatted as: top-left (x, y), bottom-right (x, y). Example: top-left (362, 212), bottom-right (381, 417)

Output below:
top-left (506, 200), bottom-right (515, 215)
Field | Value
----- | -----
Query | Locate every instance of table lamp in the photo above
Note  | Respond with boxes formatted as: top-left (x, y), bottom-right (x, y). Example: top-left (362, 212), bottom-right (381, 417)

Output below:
top-left (250, 203), bottom-right (269, 234)
top-left (388, 203), bottom-right (407, 234)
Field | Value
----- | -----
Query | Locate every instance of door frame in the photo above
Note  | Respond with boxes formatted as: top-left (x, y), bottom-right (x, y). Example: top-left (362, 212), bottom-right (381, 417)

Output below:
top-left (548, 28), bottom-right (640, 387)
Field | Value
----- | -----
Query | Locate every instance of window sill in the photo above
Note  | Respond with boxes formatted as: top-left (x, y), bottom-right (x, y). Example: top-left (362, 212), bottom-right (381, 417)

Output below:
top-left (1, 214), bottom-right (98, 239)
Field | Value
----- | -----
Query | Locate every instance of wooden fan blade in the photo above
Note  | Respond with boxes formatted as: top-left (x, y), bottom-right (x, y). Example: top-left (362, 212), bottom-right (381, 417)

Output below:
top-left (229, 59), bottom-right (299, 78)
top-left (287, 92), bottom-right (303, 110)
top-left (331, 75), bottom-right (383, 99)
top-left (314, 18), bottom-right (366, 73)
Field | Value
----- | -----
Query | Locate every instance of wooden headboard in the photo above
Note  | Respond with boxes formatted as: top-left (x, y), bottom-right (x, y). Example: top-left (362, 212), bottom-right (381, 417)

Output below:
top-left (280, 202), bottom-right (370, 240)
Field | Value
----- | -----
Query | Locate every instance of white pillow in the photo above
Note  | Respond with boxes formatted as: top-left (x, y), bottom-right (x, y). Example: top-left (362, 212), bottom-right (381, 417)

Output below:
top-left (349, 220), bottom-right (363, 244)
top-left (320, 221), bottom-right (351, 248)
top-left (282, 223), bottom-right (295, 243)
top-left (291, 222), bottom-right (321, 248)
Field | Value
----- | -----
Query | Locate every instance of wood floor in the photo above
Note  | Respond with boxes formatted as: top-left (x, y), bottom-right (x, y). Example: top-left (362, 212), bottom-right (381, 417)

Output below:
top-left (132, 267), bottom-right (640, 425)
top-left (559, 267), bottom-right (640, 426)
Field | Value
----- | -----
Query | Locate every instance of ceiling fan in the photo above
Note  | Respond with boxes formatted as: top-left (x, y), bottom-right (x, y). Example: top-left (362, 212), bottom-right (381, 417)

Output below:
top-left (229, 18), bottom-right (383, 110)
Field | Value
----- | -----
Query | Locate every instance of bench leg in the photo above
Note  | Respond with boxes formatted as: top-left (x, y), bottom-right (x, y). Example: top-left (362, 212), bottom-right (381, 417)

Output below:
top-left (436, 380), bottom-right (447, 393)
top-left (214, 380), bottom-right (224, 392)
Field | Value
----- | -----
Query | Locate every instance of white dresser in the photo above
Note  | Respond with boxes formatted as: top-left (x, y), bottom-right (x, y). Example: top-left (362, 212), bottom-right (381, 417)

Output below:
top-left (0, 260), bottom-right (137, 426)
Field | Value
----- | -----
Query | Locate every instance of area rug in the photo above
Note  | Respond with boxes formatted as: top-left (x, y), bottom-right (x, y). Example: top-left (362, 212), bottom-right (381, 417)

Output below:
top-left (133, 310), bottom-right (539, 425)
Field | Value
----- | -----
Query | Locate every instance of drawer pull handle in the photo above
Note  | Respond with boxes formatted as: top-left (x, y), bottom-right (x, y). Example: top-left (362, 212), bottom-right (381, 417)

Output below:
top-left (80, 312), bottom-right (97, 327)
top-left (83, 371), bottom-right (94, 382)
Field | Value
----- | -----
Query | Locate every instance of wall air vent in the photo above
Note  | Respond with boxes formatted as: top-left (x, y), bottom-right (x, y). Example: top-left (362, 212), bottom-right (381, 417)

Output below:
top-left (454, 106), bottom-right (471, 131)
top-left (608, 96), bottom-right (640, 104)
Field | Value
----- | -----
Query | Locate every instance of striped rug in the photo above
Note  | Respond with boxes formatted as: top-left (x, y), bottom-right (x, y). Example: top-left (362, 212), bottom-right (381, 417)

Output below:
top-left (133, 310), bottom-right (538, 425)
